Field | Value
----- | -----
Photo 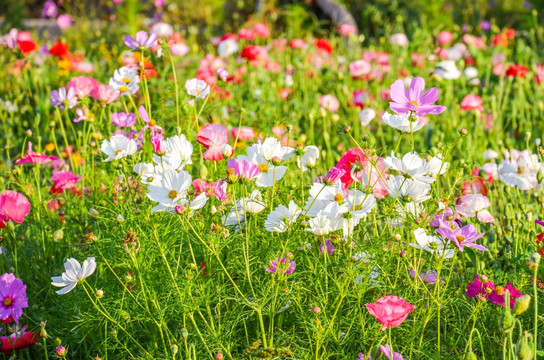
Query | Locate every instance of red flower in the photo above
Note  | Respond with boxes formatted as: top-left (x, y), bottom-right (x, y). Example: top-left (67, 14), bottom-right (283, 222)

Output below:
top-left (240, 45), bottom-right (268, 62)
top-left (505, 64), bottom-right (528, 78)
top-left (315, 38), bottom-right (333, 54)
top-left (505, 28), bottom-right (515, 39)
top-left (17, 40), bottom-right (36, 55)
top-left (49, 42), bottom-right (70, 59)
top-left (366, 296), bottom-right (415, 331)
top-left (0, 330), bottom-right (39, 354)
top-left (493, 34), bottom-right (509, 47)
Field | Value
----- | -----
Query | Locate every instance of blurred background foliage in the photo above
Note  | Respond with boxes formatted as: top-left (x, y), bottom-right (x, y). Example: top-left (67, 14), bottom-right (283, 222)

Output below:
top-left (2, 0), bottom-right (544, 36)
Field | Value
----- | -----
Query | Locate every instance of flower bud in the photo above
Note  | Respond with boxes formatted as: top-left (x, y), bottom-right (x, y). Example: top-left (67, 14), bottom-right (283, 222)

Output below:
top-left (55, 338), bottom-right (62, 347)
top-left (116, 214), bottom-right (125, 222)
top-left (464, 351), bottom-right (477, 360)
top-left (171, 344), bottom-right (179, 355)
top-left (513, 295), bottom-right (531, 315)
top-left (501, 310), bottom-right (514, 333)
top-left (222, 144), bottom-right (234, 158)
top-left (56, 346), bottom-right (66, 356)
top-left (399, 250), bottom-right (407, 257)
top-left (460, 128), bottom-right (468, 136)
top-left (89, 208), bottom-right (99, 218)
top-left (312, 307), bottom-right (321, 314)
top-left (531, 252), bottom-right (541, 266)
top-left (215, 353), bottom-right (223, 359)
top-left (96, 289), bottom-right (104, 298)
top-left (181, 328), bottom-right (188, 338)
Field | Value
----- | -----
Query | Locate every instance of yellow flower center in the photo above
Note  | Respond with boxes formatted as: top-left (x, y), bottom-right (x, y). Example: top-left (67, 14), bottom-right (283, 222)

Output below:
top-left (168, 190), bottom-right (178, 199)
top-left (3, 298), bottom-right (12, 306)
top-left (409, 100), bottom-right (419, 106)
top-left (258, 163), bottom-right (268, 172)
top-left (115, 150), bottom-right (122, 156)
top-left (196, 89), bottom-right (201, 95)
top-left (456, 235), bottom-right (465, 242)
top-left (334, 193), bottom-right (343, 202)
top-left (120, 86), bottom-right (128, 92)
top-left (122, 77), bottom-right (131, 84)
top-left (495, 286), bottom-right (504, 295)
top-left (517, 166), bottom-right (525, 174)
top-left (149, 119), bottom-right (156, 127)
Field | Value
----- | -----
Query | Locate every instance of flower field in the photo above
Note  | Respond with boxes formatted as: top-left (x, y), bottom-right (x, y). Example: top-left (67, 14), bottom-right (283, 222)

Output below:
top-left (0, 0), bottom-right (543, 359)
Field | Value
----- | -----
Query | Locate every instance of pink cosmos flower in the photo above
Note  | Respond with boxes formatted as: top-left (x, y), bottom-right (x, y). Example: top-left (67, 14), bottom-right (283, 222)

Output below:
top-left (265, 257), bottom-right (296, 275)
top-left (0, 273), bottom-right (28, 324)
top-left (455, 194), bottom-right (494, 223)
top-left (192, 179), bottom-right (227, 202)
top-left (338, 24), bottom-right (356, 36)
top-left (437, 31), bottom-right (453, 45)
top-left (319, 239), bottom-right (334, 255)
top-left (67, 76), bottom-right (98, 98)
top-left (389, 77), bottom-right (446, 116)
top-left (138, 106), bottom-right (162, 139)
top-left (460, 94), bottom-right (484, 112)
top-left (352, 89), bottom-right (373, 108)
top-left (435, 221), bottom-right (488, 252)
top-left (466, 275), bottom-right (521, 308)
top-left (238, 28), bottom-right (255, 40)
top-left (324, 166), bottom-right (346, 185)
top-left (90, 84), bottom-right (119, 105)
top-left (463, 34), bottom-right (484, 49)
top-left (349, 60), bottom-right (371, 78)
top-left (124, 31), bottom-right (158, 50)
top-left (231, 127), bottom-right (255, 141)
top-left (0, 191), bottom-right (30, 228)
top-left (111, 112), bottom-right (137, 127)
top-left (227, 159), bottom-right (259, 181)
top-left (365, 296), bottom-right (415, 331)
top-left (150, 132), bottom-right (166, 155)
top-left (336, 148), bottom-right (389, 199)
top-left (197, 124), bottom-right (229, 161)
top-left (408, 269), bottom-right (442, 285)
top-left (56, 14), bottom-right (72, 29)
top-left (253, 23), bottom-right (270, 38)
top-left (318, 94), bottom-right (339, 112)
top-left (16, 142), bottom-right (60, 165)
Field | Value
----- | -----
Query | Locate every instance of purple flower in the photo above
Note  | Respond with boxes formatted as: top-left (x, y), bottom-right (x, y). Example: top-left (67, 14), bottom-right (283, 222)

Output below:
top-left (379, 345), bottom-right (404, 360)
top-left (265, 257), bottom-right (296, 275)
top-left (435, 220), bottom-right (488, 252)
top-left (50, 87), bottom-right (78, 110)
top-left (151, 132), bottom-right (166, 155)
top-left (389, 77), bottom-right (446, 117)
top-left (408, 269), bottom-right (442, 285)
top-left (481, 20), bottom-right (491, 31)
top-left (319, 239), bottom-right (335, 255)
top-left (324, 166), bottom-right (346, 185)
top-left (124, 31), bottom-right (158, 50)
top-left (227, 159), bottom-right (259, 181)
top-left (466, 275), bottom-right (521, 308)
top-left (430, 207), bottom-right (461, 228)
top-left (0, 273), bottom-right (28, 324)
top-left (112, 112), bottom-right (137, 127)
top-left (41, 0), bottom-right (58, 19)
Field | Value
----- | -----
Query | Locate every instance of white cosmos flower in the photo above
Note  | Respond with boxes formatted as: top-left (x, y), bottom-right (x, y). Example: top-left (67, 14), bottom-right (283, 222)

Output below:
top-left (100, 135), bottom-right (138, 162)
top-left (386, 175), bottom-right (430, 203)
top-left (238, 141), bottom-right (290, 187)
top-left (223, 190), bottom-right (265, 226)
top-left (218, 39), bottom-right (238, 58)
top-left (134, 162), bottom-right (156, 183)
top-left (185, 78), bottom-right (210, 98)
top-left (152, 134), bottom-right (193, 172)
top-left (297, 145), bottom-right (319, 172)
top-left (483, 150), bottom-right (499, 161)
top-left (382, 112), bottom-right (425, 133)
top-left (498, 149), bottom-right (542, 190)
top-left (305, 211), bottom-right (342, 236)
top-left (146, 169), bottom-right (193, 212)
top-left (109, 66), bottom-right (140, 95)
top-left (51, 257), bottom-right (96, 295)
top-left (435, 60), bottom-right (461, 80)
top-left (424, 154), bottom-right (449, 176)
top-left (384, 151), bottom-right (434, 185)
top-left (304, 181), bottom-right (346, 218)
top-left (259, 137), bottom-right (295, 162)
top-left (410, 228), bottom-right (454, 259)
top-left (265, 201), bottom-right (301, 232)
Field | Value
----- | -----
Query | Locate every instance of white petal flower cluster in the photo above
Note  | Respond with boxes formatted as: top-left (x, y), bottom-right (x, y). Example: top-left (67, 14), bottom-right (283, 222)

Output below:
top-left (109, 66), bottom-right (140, 95)
top-left (51, 257), bottom-right (96, 295)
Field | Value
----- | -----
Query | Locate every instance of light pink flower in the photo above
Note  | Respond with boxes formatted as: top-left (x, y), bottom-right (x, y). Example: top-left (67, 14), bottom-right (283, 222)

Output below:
top-left (0, 191), bottom-right (31, 228)
top-left (349, 60), bottom-right (371, 77)
top-left (253, 23), bottom-right (270, 38)
top-left (67, 76), bottom-right (98, 98)
top-left (231, 127), bottom-right (255, 141)
top-left (460, 94), bottom-right (484, 112)
top-left (197, 124), bottom-right (229, 161)
top-left (463, 34), bottom-right (484, 49)
top-left (455, 194), bottom-right (494, 223)
top-left (56, 14), bottom-right (72, 29)
top-left (90, 84), bottom-right (119, 104)
top-left (318, 94), bottom-right (339, 112)
top-left (338, 24), bottom-right (356, 36)
top-left (437, 31), bottom-right (453, 45)
top-left (366, 296), bottom-right (415, 331)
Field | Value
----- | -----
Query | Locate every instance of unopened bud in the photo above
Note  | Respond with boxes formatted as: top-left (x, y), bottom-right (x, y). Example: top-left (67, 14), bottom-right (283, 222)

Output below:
top-left (53, 229), bottom-right (64, 241)
top-left (116, 214), bottom-right (125, 222)
top-left (513, 295), bottom-right (531, 315)
top-left (181, 328), bottom-right (188, 338)
top-left (312, 307), bottom-right (321, 314)
top-left (96, 289), bottom-right (104, 298)
top-left (460, 128), bottom-right (468, 136)
top-left (222, 144), bottom-right (234, 158)
top-left (56, 346), bottom-right (66, 356)
top-left (171, 344), bottom-right (179, 355)
top-left (394, 234), bottom-right (401, 241)
top-left (89, 208), bottom-right (99, 218)
top-left (399, 250), bottom-right (407, 257)
top-left (215, 353), bottom-right (223, 359)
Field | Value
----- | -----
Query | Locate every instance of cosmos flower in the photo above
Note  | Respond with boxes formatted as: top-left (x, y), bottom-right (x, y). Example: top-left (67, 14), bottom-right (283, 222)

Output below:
top-left (51, 257), bottom-right (97, 295)
top-left (109, 66), bottom-right (140, 95)
top-left (0, 326), bottom-right (39, 354)
top-left (382, 112), bottom-right (425, 133)
top-left (66, 76), bottom-right (98, 98)
top-left (185, 78), bottom-right (210, 98)
top-left (389, 77), bottom-right (446, 116)
top-left (435, 221), bottom-right (488, 252)
top-left (466, 275), bottom-right (521, 308)
top-left (16, 142), bottom-right (60, 165)
top-left (197, 124), bottom-right (229, 161)
top-left (124, 31), bottom-right (158, 50)
top-left (265, 201), bottom-right (301, 233)
top-left (0, 274), bottom-right (28, 324)
top-left (99, 134), bottom-right (138, 162)
top-left (50, 87), bottom-right (78, 109)
top-left (265, 257), bottom-right (296, 275)
top-left (111, 112), bottom-right (137, 127)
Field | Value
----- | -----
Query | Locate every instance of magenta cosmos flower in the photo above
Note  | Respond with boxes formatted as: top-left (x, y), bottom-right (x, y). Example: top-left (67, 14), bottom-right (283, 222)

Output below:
top-left (265, 257), bottom-right (296, 275)
top-left (124, 31), bottom-right (158, 50)
top-left (466, 275), bottom-right (521, 308)
top-left (366, 296), bottom-right (415, 331)
top-left (196, 124), bottom-right (229, 161)
top-left (16, 142), bottom-right (60, 165)
top-left (0, 191), bottom-right (31, 228)
top-left (227, 159), bottom-right (259, 181)
top-left (435, 220), bottom-right (488, 252)
top-left (0, 273), bottom-right (28, 324)
top-left (389, 77), bottom-right (446, 116)
top-left (111, 112), bottom-right (137, 128)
